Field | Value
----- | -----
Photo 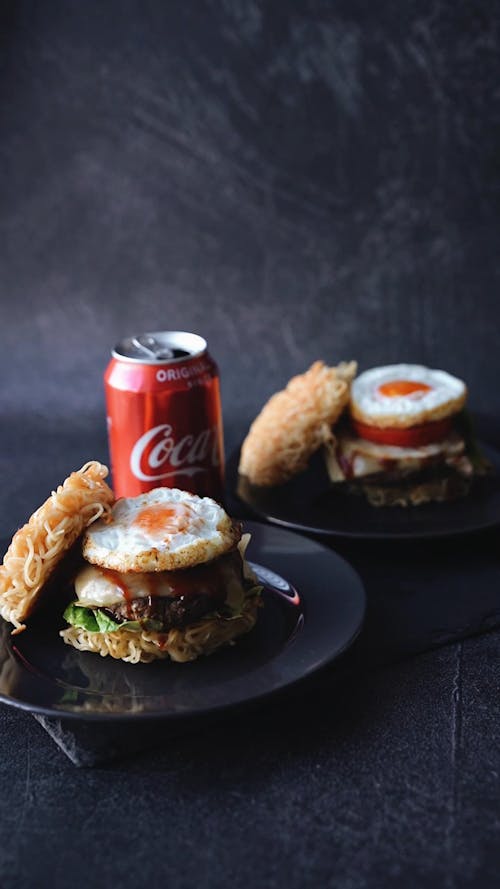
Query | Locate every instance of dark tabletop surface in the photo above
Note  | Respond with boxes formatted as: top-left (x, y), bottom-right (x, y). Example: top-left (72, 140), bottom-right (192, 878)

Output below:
top-left (1, 2), bottom-right (499, 887)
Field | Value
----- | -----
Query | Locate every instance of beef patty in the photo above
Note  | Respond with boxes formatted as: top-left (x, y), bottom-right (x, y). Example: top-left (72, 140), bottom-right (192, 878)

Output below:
top-left (101, 548), bottom-right (247, 631)
top-left (102, 591), bottom-right (224, 631)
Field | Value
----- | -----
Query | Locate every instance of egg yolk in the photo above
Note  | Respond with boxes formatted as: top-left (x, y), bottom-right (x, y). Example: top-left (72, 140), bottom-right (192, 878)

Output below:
top-left (133, 503), bottom-right (194, 538)
top-left (378, 380), bottom-right (432, 398)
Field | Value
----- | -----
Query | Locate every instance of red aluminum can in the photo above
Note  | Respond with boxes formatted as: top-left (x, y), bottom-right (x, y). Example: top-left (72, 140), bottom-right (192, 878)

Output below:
top-left (104, 331), bottom-right (225, 501)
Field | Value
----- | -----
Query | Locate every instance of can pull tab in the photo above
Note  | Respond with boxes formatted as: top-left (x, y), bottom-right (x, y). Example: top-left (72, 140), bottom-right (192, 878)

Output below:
top-left (131, 335), bottom-right (174, 360)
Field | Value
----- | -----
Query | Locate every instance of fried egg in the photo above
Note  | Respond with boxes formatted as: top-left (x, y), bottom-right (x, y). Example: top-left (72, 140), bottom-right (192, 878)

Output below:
top-left (350, 364), bottom-right (467, 428)
top-left (83, 487), bottom-right (241, 572)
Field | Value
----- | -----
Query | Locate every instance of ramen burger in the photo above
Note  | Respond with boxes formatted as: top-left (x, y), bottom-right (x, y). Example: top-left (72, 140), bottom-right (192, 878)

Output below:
top-left (61, 487), bottom-right (262, 663)
top-left (324, 364), bottom-right (477, 506)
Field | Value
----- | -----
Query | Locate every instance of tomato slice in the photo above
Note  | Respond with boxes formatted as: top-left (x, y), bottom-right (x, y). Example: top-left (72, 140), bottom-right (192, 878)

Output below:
top-left (352, 417), bottom-right (453, 448)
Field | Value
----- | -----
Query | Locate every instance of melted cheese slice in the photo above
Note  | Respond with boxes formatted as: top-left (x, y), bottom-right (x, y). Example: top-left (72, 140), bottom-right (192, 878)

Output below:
top-left (325, 432), bottom-right (466, 481)
top-left (73, 546), bottom-right (252, 610)
top-left (75, 565), bottom-right (178, 606)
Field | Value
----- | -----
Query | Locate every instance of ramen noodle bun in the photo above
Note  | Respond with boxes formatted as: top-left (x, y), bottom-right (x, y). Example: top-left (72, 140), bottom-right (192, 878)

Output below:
top-left (238, 360), bottom-right (357, 486)
top-left (0, 462), bottom-right (114, 632)
top-left (83, 487), bottom-right (241, 572)
top-left (350, 364), bottom-right (467, 428)
top-left (60, 594), bottom-right (260, 665)
top-left (61, 490), bottom-right (262, 664)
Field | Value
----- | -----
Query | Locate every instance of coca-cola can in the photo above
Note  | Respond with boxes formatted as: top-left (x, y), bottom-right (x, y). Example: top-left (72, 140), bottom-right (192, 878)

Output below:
top-left (104, 331), bottom-right (225, 502)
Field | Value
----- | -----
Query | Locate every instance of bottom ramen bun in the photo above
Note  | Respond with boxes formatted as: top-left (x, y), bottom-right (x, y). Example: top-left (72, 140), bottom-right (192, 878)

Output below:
top-left (0, 462), bottom-right (114, 632)
top-left (350, 364), bottom-right (467, 429)
top-left (61, 491), bottom-right (262, 663)
top-left (83, 487), bottom-right (241, 572)
top-left (60, 595), bottom-right (260, 665)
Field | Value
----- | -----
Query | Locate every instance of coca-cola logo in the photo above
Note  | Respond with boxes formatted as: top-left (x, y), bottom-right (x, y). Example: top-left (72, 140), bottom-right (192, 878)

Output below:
top-left (130, 423), bottom-right (220, 482)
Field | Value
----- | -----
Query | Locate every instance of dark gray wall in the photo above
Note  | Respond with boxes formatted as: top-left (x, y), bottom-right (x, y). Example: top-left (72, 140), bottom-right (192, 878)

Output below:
top-left (1, 0), bottom-right (499, 521)
top-left (0, 10), bottom-right (499, 886)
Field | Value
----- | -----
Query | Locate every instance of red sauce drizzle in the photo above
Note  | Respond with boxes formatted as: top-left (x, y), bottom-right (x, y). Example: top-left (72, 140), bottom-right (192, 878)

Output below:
top-left (338, 452), bottom-right (353, 480)
top-left (101, 568), bottom-right (134, 618)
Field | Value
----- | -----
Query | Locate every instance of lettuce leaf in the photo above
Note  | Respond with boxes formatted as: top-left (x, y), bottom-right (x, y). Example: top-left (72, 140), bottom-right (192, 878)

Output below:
top-left (63, 603), bottom-right (161, 634)
top-left (63, 583), bottom-right (263, 634)
top-left (63, 603), bottom-right (100, 632)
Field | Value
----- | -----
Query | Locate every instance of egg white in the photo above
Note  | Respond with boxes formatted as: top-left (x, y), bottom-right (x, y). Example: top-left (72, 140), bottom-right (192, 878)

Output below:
top-left (351, 364), bottom-right (466, 423)
top-left (88, 489), bottom-right (222, 555)
top-left (83, 487), bottom-right (239, 572)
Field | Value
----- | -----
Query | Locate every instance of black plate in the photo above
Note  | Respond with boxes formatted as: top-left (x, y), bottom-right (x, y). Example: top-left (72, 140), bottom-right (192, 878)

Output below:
top-left (0, 522), bottom-right (365, 721)
top-left (232, 444), bottom-right (500, 539)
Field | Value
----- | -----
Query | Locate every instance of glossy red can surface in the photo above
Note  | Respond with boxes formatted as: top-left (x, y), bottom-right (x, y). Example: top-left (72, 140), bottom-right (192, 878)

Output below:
top-left (104, 331), bottom-right (225, 501)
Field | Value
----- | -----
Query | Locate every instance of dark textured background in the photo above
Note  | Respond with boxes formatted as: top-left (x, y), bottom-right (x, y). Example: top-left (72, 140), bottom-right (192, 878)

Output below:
top-left (2, 2), bottom-right (500, 478)
top-left (0, 2), bottom-right (499, 887)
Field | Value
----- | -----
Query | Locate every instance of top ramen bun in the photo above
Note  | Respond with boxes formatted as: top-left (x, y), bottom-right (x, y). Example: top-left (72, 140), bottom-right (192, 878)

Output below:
top-left (0, 462), bottom-right (114, 632)
top-left (238, 360), bottom-right (357, 486)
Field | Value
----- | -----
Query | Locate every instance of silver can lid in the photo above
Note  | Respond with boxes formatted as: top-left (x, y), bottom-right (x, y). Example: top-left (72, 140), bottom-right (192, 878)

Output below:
top-left (112, 331), bottom-right (207, 364)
